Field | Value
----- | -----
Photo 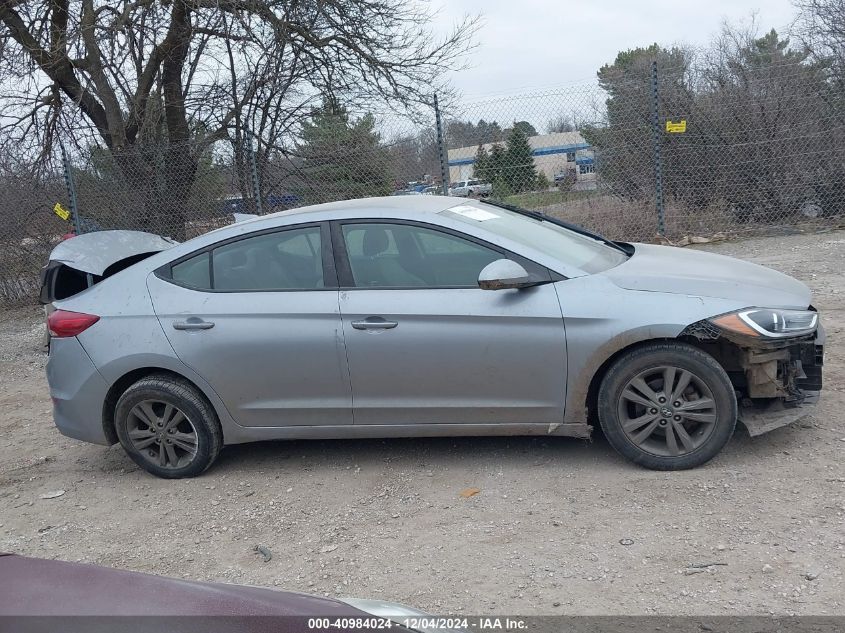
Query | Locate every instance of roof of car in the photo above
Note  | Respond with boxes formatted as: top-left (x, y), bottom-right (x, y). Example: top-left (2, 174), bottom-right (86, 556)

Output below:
top-left (199, 195), bottom-right (474, 240)
top-left (267, 194), bottom-right (463, 220)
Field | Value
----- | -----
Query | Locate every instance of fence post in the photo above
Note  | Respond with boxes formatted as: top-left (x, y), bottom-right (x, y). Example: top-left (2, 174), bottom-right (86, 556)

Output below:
top-left (433, 94), bottom-right (450, 195)
top-left (650, 60), bottom-right (666, 237)
top-left (59, 142), bottom-right (83, 235)
top-left (244, 126), bottom-right (263, 215)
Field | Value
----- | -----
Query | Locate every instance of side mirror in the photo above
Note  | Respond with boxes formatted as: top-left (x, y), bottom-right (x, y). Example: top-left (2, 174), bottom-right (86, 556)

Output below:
top-left (478, 259), bottom-right (534, 290)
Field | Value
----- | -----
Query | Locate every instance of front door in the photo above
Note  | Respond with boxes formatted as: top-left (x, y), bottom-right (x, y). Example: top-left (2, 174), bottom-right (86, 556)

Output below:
top-left (148, 223), bottom-right (352, 427)
top-left (334, 220), bottom-right (567, 426)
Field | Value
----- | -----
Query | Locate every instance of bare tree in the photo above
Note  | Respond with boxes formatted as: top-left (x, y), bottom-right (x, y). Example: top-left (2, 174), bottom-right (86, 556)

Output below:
top-left (793, 0), bottom-right (845, 87)
top-left (585, 19), bottom-right (845, 224)
top-left (694, 22), bottom-right (841, 220)
top-left (0, 0), bottom-right (479, 236)
top-left (546, 114), bottom-right (575, 133)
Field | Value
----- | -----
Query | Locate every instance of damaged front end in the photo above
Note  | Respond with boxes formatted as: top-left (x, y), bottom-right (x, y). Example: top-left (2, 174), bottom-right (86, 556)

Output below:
top-left (680, 313), bottom-right (824, 436)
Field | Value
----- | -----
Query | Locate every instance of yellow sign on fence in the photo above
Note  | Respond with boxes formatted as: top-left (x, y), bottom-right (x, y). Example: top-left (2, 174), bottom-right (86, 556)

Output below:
top-left (665, 119), bottom-right (687, 133)
top-left (53, 202), bottom-right (71, 221)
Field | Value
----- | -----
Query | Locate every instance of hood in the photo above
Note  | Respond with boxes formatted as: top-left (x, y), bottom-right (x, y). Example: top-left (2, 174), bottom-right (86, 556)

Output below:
top-left (48, 230), bottom-right (177, 275)
top-left (0, 553), bottom-right (380, 619)
top-left (603, 243), bottom-right (811, 309)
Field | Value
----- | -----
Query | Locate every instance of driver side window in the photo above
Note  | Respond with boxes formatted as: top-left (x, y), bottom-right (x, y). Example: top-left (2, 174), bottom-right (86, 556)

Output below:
top-left (341, 223), bottom-right (501, 288)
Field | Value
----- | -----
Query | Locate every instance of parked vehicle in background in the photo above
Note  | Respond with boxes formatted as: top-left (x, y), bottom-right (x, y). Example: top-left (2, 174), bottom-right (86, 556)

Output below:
top-left (448, 180), bottom-right (491, 197)
top-left (406, 181), bottom-right (429, 193)
top-left (42, 196), bottom-right (823, 478)
top-left (421, 186), bottom-right (440, 195)
top-left (219, 193), bottom-right (300, 215)
top-left (554, 168), bottom-right (577, 188)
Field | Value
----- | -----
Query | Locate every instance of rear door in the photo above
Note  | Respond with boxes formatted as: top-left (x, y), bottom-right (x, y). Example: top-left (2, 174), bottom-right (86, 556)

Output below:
top-left (148, 222), bottom-right (352, 428)
top-left (333, 219), bottom-right (567, 426)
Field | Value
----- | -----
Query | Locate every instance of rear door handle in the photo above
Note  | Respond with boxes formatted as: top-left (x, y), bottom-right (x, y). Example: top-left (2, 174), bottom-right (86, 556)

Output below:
top-left (173, 318), bottom-right (215, 331)
top-left (351, 317), bottom-right (398, 330)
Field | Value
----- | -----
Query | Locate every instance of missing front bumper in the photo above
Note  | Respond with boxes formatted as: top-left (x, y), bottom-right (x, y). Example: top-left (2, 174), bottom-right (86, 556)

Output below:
top-left (738, 390), bottom-right (821, 436)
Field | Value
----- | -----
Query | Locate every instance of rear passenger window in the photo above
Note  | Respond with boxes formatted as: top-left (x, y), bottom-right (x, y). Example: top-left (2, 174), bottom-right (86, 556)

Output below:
top-left (277, 230), bottom-right (321, 259)
top-left (171, 252), bottom-right (210, 289)
top-left (211, 227), bottom-right (323, 291)
top-left (166, 227), bottom-right (324, 291)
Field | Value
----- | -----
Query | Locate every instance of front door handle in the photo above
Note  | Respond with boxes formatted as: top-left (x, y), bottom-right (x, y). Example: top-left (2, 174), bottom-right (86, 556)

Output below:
top-left (173, 318), bottom-right (215, 331)
top-left (351, 317), bottom-right (398, 331)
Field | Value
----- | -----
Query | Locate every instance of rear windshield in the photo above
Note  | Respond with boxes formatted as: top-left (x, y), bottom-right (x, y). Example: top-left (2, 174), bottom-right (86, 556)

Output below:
top-left (52, 266), bottom-right (92, 301)
top-left (440, 202), bottom-right (628, 274)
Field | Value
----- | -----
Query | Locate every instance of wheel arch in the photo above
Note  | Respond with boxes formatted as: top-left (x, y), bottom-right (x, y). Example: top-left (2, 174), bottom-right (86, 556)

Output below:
top-left (102, 367), bottom-right (227, 445)
top-left (576, 333), bottom-right (744, 428)
top-left (583, 338), bottom-right (674, 427)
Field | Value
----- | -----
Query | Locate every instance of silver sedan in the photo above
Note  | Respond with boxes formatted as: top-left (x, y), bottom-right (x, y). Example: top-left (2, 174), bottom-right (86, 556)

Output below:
top-left (42, 196), bottom-right (824, 478)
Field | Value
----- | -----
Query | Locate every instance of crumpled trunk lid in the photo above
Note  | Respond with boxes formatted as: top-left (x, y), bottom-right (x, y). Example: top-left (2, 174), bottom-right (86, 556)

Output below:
top-left (40, 230), bottom-right (177, 304)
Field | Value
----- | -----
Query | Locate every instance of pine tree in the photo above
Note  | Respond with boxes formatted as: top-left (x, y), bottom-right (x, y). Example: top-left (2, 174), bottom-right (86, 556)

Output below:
top-left (512, 121), bottom-right (537, 137)
top-left (474, 144), bottom-right (490, 181)
top-left (486, 143), bottom-right (511, 197)
top-left (504, 126), bottom-right (536, 193)
top-left (488, 143), bottom-right (507, 178)
top-left (295, 98), bottom-right (394, 204)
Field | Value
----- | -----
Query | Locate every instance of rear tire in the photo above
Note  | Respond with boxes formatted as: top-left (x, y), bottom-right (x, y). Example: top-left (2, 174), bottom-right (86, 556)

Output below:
top-left (114, 374), bottom-right (222, 479)
top-left (597, 342), bottom-right (737, 470)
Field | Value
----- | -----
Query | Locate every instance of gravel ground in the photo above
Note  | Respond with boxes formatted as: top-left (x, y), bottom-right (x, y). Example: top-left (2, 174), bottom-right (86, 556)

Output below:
top-left (1, 230), bottom-right (843, 616)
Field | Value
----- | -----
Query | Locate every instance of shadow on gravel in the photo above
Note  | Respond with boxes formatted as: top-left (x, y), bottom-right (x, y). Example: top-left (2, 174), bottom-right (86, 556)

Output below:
top-left (213, 433), bottom-right (622, 476)
top-left (72, 417), bottom-right (808, 479)
top-left (207, 419), bottom-right (808, 478)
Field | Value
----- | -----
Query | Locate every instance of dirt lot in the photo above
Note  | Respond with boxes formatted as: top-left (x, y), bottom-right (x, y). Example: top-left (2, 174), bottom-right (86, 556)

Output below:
top-left (1, 230), bottom-right (843, 616)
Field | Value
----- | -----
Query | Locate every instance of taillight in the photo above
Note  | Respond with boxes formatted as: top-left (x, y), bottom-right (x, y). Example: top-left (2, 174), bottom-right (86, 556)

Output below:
top-left (48, 310), bottom-right (100, 338)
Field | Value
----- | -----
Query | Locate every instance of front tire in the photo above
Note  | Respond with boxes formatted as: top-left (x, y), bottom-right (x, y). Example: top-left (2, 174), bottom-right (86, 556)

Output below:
top-left (114, 374), bottom-right (223, 479)
top-left (597, 342), bottom-right (737, 470)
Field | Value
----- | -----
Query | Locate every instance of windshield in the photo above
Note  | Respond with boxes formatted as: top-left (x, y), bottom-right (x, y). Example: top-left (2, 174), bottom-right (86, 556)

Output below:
top-left (439, 201), bottom-right (629, 274)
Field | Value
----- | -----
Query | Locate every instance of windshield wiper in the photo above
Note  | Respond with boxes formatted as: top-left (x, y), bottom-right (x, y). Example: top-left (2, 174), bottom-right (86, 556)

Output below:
top-left (478, 198), bottom-right (630, 256)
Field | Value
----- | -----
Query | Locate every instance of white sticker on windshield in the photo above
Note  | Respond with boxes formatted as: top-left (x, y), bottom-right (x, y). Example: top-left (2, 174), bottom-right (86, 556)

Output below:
top-left (446, 205), bottom-right (499, 221)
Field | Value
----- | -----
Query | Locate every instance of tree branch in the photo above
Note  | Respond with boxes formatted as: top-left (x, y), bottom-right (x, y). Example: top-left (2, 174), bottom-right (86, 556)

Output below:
top-left (0, 0), bottom-right (113, 145)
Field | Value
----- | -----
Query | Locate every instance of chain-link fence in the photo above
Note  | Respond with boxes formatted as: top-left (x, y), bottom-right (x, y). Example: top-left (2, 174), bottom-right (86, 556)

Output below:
top-left (2, 61), bottom-right (844, 306)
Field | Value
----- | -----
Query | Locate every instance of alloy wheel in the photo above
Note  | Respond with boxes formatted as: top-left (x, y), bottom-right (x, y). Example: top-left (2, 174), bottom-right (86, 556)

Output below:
top-left (616, 365), bottom-right (719, 457)
top-left (126, 400), bottom-right (199, 469)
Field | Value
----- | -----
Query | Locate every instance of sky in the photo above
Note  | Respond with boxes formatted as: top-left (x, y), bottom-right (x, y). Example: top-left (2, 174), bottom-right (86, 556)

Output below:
top-left (433, 0), bottom-right (798, 101)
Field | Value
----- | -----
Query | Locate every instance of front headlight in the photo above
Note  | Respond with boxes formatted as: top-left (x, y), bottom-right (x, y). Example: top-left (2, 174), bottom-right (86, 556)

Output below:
top-left (710, 308), bottom-right (818, 338)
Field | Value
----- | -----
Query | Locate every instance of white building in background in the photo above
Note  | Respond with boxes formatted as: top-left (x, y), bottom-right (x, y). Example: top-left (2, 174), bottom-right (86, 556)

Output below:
top-left (447, 131), bottom-right (596, 187)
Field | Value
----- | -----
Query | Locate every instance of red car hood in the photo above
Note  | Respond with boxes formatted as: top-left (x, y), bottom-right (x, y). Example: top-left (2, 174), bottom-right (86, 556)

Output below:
top-left (0, 553), bottom-right (389, 630)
